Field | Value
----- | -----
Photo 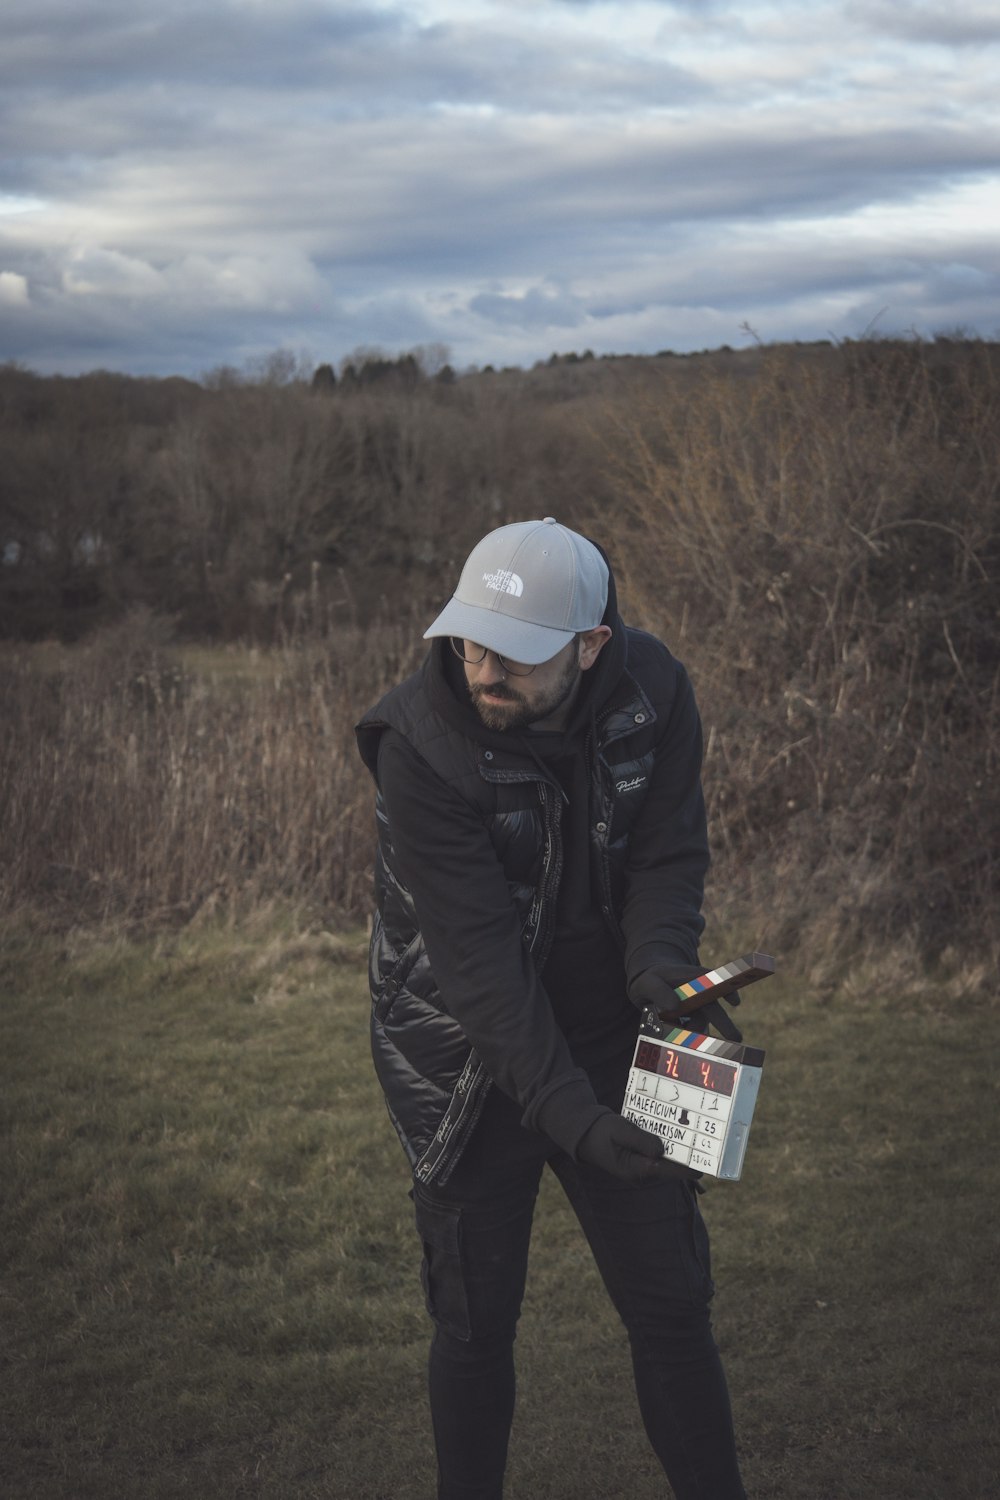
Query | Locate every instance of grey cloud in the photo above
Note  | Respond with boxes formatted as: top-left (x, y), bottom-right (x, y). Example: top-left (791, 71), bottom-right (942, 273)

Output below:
top-left (468, 285), bottom-right (585, 329)
top-left (7, 101), bottom-right (998, 262)
top-left (0, 0), bottom-right (706, 123)
top-left (0, 2), bottom-right (401, 92)
top-left (849, 2), bottom-right (1000, 47)
top-left (550, 0), bottom-right (733, 10)
top-left (325, 118), bottom-right (999, 283)
top-left (0, 241), bottom-right (336, 375)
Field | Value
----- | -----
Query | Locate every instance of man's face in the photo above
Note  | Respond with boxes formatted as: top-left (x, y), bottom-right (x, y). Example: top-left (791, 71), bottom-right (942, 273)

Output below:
top-left (462, 637), bottom-right (585, 732)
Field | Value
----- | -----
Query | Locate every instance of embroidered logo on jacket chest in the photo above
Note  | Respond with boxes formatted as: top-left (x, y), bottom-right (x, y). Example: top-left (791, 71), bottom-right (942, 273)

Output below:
top-left (615, 774), bottom-right (647, 794)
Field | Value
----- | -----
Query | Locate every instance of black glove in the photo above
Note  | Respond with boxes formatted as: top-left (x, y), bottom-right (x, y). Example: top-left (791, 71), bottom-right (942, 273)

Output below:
top-left (577, 1110), bottom-right (699, 1183)
top-left (629, 962), bottom-right (743, 1043)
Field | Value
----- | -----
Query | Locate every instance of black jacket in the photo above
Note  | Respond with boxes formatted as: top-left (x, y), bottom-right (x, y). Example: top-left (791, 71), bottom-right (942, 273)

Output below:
top-left (355, 589), bottom-right (709, 1184)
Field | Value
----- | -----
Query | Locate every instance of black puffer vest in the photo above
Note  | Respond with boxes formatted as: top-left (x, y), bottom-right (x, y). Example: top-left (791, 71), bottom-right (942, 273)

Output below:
top-left (357, 628), bottom-right (670, 1185)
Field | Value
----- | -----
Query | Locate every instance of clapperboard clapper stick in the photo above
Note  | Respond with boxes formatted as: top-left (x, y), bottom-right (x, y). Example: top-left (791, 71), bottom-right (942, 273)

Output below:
top-left (652, 952), bottom-right (776, 1023)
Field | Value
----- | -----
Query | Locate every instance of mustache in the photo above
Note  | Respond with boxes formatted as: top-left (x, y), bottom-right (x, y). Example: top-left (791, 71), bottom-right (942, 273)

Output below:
top-left (471, 682), bottom-right (525, 705)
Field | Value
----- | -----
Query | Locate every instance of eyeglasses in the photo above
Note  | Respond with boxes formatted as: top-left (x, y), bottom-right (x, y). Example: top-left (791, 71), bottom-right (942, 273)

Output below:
top-left (450, 637), bottom-right (537, 677)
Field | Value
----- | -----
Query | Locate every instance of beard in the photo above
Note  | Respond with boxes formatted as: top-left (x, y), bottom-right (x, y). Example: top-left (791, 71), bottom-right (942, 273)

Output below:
top-left (469, 653), bottom-right (581, 732)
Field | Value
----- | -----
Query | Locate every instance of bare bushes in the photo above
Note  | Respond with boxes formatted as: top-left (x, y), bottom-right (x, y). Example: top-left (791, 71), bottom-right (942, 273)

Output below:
top-left (0, 365), bottom-right (609, 642)
top-left (599, 341), bottom-right (1000, 967)
top-left (0, 609), bottom-right (424, 928)
top-left (3, 342), bottom-right (997, 971)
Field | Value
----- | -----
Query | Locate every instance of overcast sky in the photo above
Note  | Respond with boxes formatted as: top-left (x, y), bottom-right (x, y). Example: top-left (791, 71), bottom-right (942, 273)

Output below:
top-left (1, 0), bottom-right (998, 378)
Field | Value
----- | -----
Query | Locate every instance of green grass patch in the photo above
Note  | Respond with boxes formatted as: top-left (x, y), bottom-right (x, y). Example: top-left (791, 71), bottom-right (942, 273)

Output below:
top-left (2, 923), bottom-right (998, 1498)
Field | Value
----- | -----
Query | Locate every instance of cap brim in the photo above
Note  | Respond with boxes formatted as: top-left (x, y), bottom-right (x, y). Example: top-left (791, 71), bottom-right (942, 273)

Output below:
top-left (423, 597), bottom-right (575, 665)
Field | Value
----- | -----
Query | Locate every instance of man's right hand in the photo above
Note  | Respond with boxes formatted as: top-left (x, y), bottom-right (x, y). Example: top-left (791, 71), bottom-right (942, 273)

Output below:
top-left (628, 963), bottom-right (744, 1042)
top-left (577, 1111), bottom-right (699, 1183)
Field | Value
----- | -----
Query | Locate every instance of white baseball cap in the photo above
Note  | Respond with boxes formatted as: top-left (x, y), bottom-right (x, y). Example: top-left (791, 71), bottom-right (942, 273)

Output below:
top-left (424, 518), bottom-right (609, 665)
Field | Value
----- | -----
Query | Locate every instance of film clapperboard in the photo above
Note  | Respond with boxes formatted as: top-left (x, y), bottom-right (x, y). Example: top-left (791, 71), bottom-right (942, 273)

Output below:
top-left (622, 953), bottom-right (775, 1180)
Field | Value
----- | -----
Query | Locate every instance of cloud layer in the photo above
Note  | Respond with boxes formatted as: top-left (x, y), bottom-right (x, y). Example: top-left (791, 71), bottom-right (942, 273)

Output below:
top-left (1, 0), bottom-right (999, 375)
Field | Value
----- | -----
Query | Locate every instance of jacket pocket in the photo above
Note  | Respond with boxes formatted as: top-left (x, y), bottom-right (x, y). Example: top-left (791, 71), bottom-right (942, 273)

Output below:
top-left (374, 932), bottom-right (424, 1023)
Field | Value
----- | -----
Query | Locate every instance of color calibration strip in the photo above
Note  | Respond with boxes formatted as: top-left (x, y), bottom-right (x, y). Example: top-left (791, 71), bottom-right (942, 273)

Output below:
top-left (671, 952), bottom-right (775, 1007)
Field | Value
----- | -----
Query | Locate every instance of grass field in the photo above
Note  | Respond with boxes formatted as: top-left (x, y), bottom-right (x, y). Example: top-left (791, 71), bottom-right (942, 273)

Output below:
top-left (2, 918), bottom-right (998, 1499)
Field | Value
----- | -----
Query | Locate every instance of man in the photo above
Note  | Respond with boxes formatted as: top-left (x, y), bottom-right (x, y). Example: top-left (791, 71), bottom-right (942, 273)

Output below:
top-left (356, 518), bottom-right (746, 1499)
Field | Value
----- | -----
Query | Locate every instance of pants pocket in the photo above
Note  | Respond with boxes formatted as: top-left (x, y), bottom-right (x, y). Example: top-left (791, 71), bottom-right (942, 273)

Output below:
top-left (412, 1187), bottom-right (471, 1341)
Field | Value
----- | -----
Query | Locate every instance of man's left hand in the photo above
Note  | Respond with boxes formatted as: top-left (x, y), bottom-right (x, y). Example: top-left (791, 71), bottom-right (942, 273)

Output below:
top-left (629, 963), bottom-right (743, 1043)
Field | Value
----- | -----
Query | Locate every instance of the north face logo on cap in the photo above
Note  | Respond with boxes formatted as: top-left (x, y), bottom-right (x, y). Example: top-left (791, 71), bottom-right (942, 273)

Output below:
top-left (482, 569), bottom-right (524, 597)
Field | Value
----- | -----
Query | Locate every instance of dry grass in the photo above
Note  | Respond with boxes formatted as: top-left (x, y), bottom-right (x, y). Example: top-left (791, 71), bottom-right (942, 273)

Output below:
top-left (0, 614), bottom-right (423, 930)
top-left (2, 922), bottom-right (997, 1498)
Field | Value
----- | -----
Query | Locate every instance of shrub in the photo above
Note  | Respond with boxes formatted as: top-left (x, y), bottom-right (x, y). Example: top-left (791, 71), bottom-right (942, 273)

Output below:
top-left (596, 340), bottom-right (1000, 966)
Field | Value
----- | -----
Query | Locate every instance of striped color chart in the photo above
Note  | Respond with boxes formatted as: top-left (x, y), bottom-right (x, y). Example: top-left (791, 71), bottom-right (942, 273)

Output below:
top-left (671, 951), bottom-right (774, 1009)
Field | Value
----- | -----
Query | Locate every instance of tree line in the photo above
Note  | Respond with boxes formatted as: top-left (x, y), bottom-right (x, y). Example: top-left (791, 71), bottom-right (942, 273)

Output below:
top-left (0, 348), bottom-right (624, 640)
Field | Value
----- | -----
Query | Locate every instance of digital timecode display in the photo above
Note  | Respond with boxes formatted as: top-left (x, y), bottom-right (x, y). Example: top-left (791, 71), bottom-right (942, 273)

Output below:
top-left (634, 1039), bottom-right (736, 1096)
